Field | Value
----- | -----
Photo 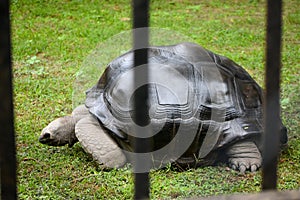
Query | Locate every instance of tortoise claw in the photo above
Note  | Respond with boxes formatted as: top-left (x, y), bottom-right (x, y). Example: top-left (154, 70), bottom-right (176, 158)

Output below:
top-left (239, 164), bottom-right (246, 173)
top-left (231, 164), bottom-right (237, 170)
top-left (250, 164), bottom-right (258, 172)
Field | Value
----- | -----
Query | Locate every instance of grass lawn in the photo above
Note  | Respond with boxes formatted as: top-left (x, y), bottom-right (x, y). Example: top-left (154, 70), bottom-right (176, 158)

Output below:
top-left (11, 0), bottom-right (299, 199)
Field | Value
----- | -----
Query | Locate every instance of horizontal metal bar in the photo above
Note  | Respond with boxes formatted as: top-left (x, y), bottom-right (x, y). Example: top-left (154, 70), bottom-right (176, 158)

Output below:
top-left (191, 190), bottom-right (300, 200)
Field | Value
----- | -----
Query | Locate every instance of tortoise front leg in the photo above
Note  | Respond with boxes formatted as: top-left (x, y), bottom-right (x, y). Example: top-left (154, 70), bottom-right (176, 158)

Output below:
top-left (75, 115), bottom-right (127, 168)
top-left (226, 140), bottom-right (262, 173)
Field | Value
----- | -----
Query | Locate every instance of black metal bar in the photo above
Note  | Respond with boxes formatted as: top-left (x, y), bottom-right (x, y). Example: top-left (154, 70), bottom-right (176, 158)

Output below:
top-left (0, 0), bottom-right (18, 199)
top-left (132, 0), bottom-right (150, 199)
top-left (262, 0), bottom-right (282, 190)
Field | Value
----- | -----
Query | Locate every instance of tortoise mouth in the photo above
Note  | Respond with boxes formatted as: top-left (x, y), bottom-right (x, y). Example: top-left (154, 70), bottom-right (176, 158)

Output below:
top-left (39, 133), bottom-right (51, 144)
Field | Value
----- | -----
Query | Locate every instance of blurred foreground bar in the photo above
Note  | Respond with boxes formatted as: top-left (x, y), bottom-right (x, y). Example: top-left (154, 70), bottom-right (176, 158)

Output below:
top-left (0, 0), bottom-right (18, 199)
top-left (262, 0), bottom-right (283, 190)
top-left (132, 0), bottom-right (150, 199)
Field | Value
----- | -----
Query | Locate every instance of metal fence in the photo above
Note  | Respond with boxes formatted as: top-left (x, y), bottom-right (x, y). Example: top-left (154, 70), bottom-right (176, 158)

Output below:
top-left (0, 1), bottom-right (17, 199)
top-left (1, 0), bottom-right (298, 199)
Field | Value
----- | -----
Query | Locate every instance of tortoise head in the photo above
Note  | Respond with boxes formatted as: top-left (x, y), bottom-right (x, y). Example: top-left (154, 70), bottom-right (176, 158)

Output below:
top-left (39, 116), bottom-right (78, 147)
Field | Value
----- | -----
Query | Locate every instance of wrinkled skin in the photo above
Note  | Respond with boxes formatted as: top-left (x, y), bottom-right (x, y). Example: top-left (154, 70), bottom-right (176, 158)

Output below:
top-left (39, 105), bottom-right (89, 147)
top-left (39, 105), bottom-right (127, 168)
top-left (226, 140), bottom-right (262, 173)
top-left (39, 116), bottom-right (78, 147)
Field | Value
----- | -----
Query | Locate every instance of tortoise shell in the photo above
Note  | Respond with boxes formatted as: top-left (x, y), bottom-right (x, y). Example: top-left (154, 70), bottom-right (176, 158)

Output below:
top-left (85, 42), bottom-right (286, 166)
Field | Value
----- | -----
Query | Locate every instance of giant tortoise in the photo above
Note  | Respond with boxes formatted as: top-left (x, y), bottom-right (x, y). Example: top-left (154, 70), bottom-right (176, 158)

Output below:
top-left (39, 42), bottom-right (287, 173)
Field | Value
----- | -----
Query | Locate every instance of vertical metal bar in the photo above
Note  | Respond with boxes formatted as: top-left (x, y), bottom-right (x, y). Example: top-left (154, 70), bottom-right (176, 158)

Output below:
top-left (262, 0), bottom-right (282, 190)
top-left (132, 1), bottom-right (150, 199)
top-left (0, 0), bottom-right (18, 199)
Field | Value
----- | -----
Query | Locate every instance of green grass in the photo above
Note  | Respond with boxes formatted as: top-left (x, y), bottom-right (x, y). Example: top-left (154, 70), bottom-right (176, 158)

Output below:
top-left (11, 0), bottom-right (299, 199)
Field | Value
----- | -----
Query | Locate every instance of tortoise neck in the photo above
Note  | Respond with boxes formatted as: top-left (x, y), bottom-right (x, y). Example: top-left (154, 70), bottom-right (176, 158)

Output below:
top-left (61, 116), bottom-right (77, 147)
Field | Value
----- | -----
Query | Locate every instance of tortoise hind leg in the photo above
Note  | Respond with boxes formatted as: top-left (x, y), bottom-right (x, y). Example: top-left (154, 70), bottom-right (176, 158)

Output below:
top-left (226, 140), bottom-right (262, 173)
top-left (75, 115), bottom-right (127, 168)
